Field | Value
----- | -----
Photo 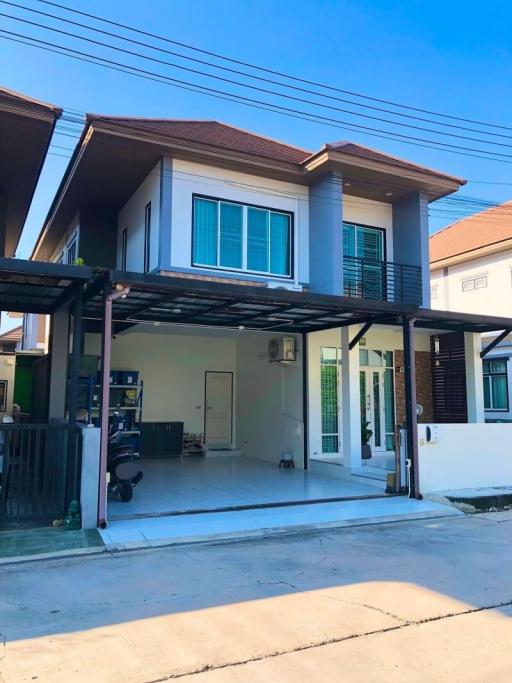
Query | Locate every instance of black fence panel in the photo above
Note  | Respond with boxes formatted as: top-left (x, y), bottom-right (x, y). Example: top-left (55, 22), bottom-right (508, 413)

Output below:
top-left (0, 423), bottom-right (82, 528)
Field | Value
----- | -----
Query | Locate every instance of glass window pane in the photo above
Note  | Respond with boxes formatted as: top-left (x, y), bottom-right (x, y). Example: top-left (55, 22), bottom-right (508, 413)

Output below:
top-left (384, 368), bottom-right (395, 446)
top-left (270, 213), bottom-right (291, 276)
top-left (193, 198), bottom-right (218, 266)
top-left (343, 224), bottom-right (356, 257)
top-left (372, 372), bottom-right (381, 447)
top-left (247, 208), bottom-right (269, 272)
top-left (219, 203), bottom-right (242, 268)
top-left (357, 226), bottom-right (383, 261)
top-left (491, 360), bottom-right (507, 374)
top-left (483, 376), bottom-right (491, 409)
top-left (383, 351), bottom-right (393, 367)
top-left (369, 350), bottom-right (383, 367)
top-left (359, 349), bottom-right (368, 366)
top-left (321, 347), bottom-right (338, 364)
top-left (322, 435), bottom-right (338, 454)
top-left (483, 360), bottom-right (490, 374)
top-left (321, 364), bottom-right (338, 451)
top-left (492, 376), bottom-right (508, 410)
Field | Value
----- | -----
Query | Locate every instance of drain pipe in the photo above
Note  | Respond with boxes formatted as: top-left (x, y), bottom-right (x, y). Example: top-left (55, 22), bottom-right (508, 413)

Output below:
top-left (97, 284), bottom-right (130, 528)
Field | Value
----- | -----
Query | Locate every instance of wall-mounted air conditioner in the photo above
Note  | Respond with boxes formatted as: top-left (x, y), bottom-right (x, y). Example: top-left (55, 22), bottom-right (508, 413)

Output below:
top-left (267, 282), bottom-right (303, 292)
top-left (268, 336), bottom-right (297, 363)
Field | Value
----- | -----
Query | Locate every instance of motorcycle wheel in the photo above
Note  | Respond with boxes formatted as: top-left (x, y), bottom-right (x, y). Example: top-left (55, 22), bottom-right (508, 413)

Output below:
top-left (119, 483), bottom-right (133, 502)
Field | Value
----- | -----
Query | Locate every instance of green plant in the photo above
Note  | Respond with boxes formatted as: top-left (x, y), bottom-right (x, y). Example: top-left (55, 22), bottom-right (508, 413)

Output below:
top-left (73, 257), bottom-right (85, 266)
top-left (361, 420), bottom-right (373, 445)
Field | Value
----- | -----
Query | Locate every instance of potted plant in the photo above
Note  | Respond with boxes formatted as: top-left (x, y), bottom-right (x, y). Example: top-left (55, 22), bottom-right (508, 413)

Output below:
top-left (361, 420), bottom-right (373, 460)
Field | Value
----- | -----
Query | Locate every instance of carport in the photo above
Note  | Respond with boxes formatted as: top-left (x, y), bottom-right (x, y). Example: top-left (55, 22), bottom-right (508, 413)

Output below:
top-left (82, 268), bottom-right (512, 527)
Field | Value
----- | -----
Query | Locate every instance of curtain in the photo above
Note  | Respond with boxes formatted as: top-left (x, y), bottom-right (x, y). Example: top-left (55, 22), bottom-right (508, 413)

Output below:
top-left (270, 213), bottom-right (290, 276)
top-left (492, 376), bottom-right (508, 410)
top-left (247, 208), bottom-right (269, 272)
top-left (219, 203), bottom-right (242, 268)
top-left (193, 198), bottom-right (218, 266)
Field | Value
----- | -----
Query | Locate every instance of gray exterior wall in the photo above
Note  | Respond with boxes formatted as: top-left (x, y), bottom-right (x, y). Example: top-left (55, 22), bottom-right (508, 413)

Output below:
top-left (309, 172), bottom-right (343, 295)
top-left (158, 157), bottom-right (172, 271)
top-left (392, 191), bottom-right (430, 307)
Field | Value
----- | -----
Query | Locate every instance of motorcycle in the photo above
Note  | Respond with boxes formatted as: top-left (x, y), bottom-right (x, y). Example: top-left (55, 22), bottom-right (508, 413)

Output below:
top-left (108, 426), bottom-right (143, 502)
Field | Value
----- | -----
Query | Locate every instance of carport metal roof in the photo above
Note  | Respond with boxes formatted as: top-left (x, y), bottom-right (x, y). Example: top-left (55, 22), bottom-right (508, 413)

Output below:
top-left (81, 269), bottom-right (512, 335)
top-left (0, 258), bottom-right (94, 314)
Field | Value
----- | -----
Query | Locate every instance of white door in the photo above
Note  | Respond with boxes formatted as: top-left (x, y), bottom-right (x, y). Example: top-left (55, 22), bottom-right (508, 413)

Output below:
top-left (204, 372), bottom-right (233, 448)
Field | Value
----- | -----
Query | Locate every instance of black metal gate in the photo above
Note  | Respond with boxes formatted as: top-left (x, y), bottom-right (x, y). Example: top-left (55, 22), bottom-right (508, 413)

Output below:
top-left (0, 423), bottom-right (82, 528)
top-left (431, 332), bottom-right (468, 423)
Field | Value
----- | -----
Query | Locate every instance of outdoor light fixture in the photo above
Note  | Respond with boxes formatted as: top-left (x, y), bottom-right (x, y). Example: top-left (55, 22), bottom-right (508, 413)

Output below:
top-left (172, 308), bottom-right (182, 314)
top-left (385, 192), bottom-right (393, 197)
top-left (238, 325), bottom-right (245, 331)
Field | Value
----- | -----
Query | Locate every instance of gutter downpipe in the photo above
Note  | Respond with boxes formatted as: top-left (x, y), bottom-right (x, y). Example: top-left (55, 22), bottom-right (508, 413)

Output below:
top-left (97, 283), bottom-right (130, 528)
top-left (403, 315), bottom-right (421, 499)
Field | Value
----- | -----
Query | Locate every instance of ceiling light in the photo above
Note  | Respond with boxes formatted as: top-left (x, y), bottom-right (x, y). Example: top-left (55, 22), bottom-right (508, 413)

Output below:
top-left (385, 192), bottom-right (393, 197)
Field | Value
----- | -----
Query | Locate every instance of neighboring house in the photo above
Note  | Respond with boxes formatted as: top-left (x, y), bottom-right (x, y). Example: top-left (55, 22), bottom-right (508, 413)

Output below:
top-left (0, 326), bottom-right (22, 353)
top-left (430, 201), bottom-right (512, 421)
top-left (24, 111), bottom-right (512, 532)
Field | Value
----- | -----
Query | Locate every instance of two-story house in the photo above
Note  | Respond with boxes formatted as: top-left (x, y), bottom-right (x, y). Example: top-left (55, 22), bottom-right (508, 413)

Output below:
top-left (27, 113), bottom-right (512, 528)
top-left (430, 201), bottom-right (512, 422)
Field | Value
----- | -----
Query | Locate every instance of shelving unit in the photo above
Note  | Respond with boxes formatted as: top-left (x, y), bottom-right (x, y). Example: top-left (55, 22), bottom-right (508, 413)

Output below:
top-left (70, 377), bottom-right (144, 434)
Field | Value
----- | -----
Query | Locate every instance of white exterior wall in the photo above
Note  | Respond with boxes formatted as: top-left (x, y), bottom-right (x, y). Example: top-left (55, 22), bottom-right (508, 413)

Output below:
top-left (343, 196), bottom-right (394, 260)
top-left (0, 353), bottom-right (15, 418)
top-left (85, 329), bottom-right (236, 437)
top-left (430, 248), bottom-right (512, 315)
top-left (418, 423), bottom-right (512, 492)
top-left (117, 162), bottom-right (161, 272)
top-left (236, 332), bottom-right (304, 467)
top-left (169, 159), bottom-right (309, 286)
top-left (307, 326), bottom-right (431, 460)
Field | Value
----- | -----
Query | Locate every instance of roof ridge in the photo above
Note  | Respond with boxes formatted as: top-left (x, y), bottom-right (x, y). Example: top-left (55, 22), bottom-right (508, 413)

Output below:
top-left (86, 115), bottom-right (312, 155)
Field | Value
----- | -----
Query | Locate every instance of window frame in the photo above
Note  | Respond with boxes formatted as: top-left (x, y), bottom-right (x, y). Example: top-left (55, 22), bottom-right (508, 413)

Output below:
top-left (462, 274), bottom-right (488, 292)
top-left (121, 228), bottom-right (128, 271)
top-left (144, 202), bottom-right (152, 273)
top-left (66, 230), bottom-right (79, 265)
top-left (191, 193), bottom-right (294, 280)
top-left (483, 358), bottom-right (509, 412)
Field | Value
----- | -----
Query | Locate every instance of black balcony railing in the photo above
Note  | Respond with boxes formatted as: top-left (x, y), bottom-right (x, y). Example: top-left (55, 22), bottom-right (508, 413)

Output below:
top-left (343, 255), bottom-right (422, 305)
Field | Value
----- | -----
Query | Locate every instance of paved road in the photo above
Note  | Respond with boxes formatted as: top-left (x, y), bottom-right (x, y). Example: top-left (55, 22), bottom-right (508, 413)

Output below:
top-left (1, 511), bottom-right (512, 682)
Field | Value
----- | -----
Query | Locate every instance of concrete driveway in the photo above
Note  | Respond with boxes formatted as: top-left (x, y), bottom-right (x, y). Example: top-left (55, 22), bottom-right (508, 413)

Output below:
top-left (1, 511), bottom-right (512, 682)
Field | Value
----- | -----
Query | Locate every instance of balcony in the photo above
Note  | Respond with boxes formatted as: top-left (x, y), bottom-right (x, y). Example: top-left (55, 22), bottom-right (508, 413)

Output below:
top-left (343, 255), bottom-right (422, 305)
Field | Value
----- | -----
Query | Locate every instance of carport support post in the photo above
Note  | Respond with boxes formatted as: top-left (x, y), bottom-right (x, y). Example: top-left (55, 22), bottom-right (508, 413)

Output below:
top-left (340, 325), bottom-right (362, 470)
top-left (465, 332), bottom-right (485, 423)
top-left (403, 316), bottom-right (420, 499)
top-left (68, 285), bottom-right (83, 425)
top-left (98, 282), bottom-right (114, 528)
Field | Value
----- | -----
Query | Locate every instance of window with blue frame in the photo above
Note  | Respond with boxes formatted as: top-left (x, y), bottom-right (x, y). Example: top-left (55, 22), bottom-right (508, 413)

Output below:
top-left (193, 196), bottom-right (292, 277)
top-left (483, 359), bottom-right (508, 411)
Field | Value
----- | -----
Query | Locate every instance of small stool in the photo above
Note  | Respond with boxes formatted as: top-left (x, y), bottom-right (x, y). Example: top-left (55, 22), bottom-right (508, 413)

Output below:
top-left (279, 452), bottom-right (295, 469)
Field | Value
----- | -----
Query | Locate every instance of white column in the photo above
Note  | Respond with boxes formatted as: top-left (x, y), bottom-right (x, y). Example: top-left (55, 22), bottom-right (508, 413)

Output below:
top-left (80, 426), bottom-right (101, 529)
top-left (465, 332), bottom-right (485, 423)
top-left (341, 325), bottom-right (362, 469)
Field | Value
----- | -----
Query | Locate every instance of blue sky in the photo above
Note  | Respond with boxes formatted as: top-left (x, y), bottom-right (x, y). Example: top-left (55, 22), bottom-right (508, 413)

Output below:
top-left (2, 0), bottom-right (512, 262)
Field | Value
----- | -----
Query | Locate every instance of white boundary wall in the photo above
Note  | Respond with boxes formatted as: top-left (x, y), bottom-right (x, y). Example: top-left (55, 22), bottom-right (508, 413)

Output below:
top-left (418, 423), bottom-right (512, 493)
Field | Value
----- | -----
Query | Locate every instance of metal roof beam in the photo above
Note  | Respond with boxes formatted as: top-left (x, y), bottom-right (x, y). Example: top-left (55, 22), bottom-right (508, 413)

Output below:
top-left (480, 329), bottom-right (512, 358)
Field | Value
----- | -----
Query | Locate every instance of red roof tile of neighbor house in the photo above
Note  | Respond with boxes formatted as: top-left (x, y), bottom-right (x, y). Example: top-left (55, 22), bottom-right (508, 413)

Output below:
top-left (87, 116), bottom-right (313, 165)
top-left (430, 200), bottom-right (512, 264)
top-left (0, 326), bottom-right (22, 343)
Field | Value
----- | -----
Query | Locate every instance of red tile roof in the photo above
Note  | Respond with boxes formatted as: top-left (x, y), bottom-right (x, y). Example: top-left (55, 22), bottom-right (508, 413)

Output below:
top-left (430, 200), bottom-right (512, 264)
top-left (87, 116), bottom-right (312, 165)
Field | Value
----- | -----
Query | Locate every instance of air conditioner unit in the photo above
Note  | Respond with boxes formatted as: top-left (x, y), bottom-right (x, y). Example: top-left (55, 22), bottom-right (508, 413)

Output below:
top-left (267, 282), bottom-right (303, 292)
top-left (268, 336), bottom-right (297, 363)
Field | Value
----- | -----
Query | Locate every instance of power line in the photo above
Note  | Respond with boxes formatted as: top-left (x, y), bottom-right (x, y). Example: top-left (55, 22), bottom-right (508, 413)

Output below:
top-left (36, 0), bottom-right (512, 134)
top-left (3, 0), bottom-right (512, 143)
top-left (3, 29), bottom-right (512, 167)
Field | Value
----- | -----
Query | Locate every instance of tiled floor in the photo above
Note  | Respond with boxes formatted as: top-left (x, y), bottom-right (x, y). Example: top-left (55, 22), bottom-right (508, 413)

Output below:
top-left (100, 497), bottom-right (462, 548)
top-left (108, 456), bottom-right (385, 519)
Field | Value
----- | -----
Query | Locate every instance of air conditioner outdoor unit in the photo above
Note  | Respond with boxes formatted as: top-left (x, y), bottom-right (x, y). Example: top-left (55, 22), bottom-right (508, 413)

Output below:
top-left (268, 336), bottom-right (297, 363)
top-left (267, 282), bottom-right (303, 292)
